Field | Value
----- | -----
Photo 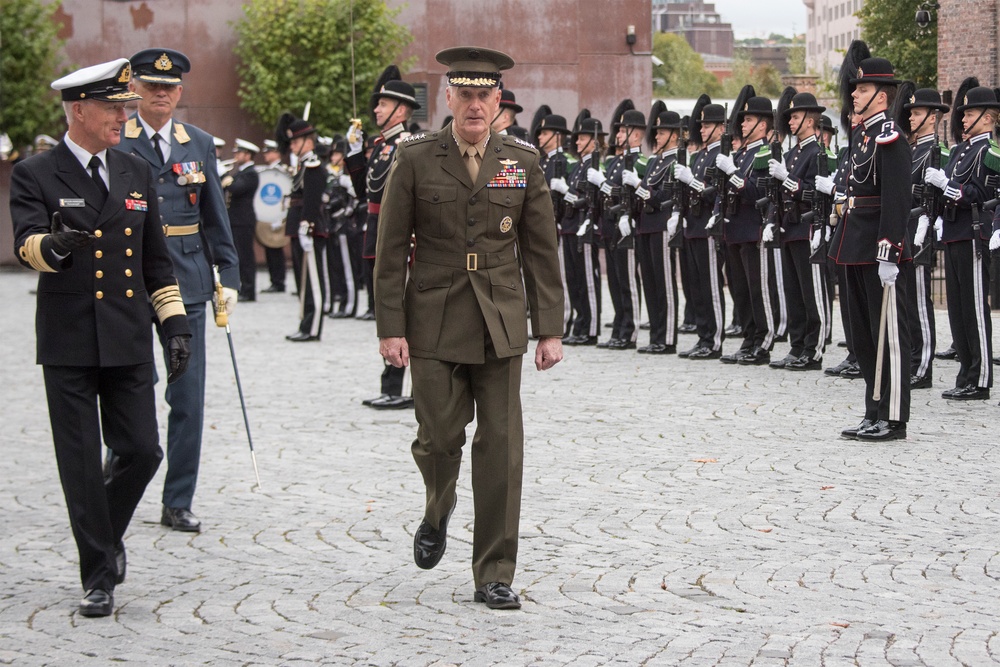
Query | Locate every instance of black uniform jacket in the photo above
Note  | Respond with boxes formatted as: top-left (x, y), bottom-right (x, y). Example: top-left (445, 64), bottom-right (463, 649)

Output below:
top-left (224, 163), bottom-right (260, 228)
top-left (346, 124), bottom-right (406, 258)
top-left (939, 132), bottom-right (995, 243)
top-left (638, 151), bottom-right (675, 234)
top-left (720, 139), bottom-right (769, 244)
top-left (684, 141), bottom-right (721, 238)
top-left (285, 152), bottom-right (328, 238)
top-left (561, 152), bottom-right (597, 236)
top-left (11, 141), bottom-right (189, 366)
top-left (778, 135), bottom-right (821, 243)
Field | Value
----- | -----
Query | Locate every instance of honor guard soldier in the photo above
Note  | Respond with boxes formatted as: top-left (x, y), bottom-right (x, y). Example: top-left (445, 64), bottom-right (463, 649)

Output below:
top-left (635, 108), bottom-right (686, 354)
top-left (493, 88), bottom-right (523, 135)
top-left (767, 92), bottom-right (827, 371)
top-left (116, 48), bottom-right (240, 531)
top-left (559, 116), bottom-right (607, 345)
top-left (924, 79), bottom-right (1000, 400)
top-left (535, 114), bottom-right (577, 332)
top-left (11, 59), bottom-right (191, 616)
top-left (829, 50), bottom-right (913, 441)
top-left (901, 88), bottom-right (949, 388)
top-left (675, 98), bottom-right (726, 359)
top-left (345, 65), bottom-right (420, 410)
top-left (223, 139), bottom-right (261, 302)
top-left (715, 95), bottom-right (777, 365)
top-left (259, 139), bottom-right (289, 293)
top-left (375, 46), bottom-right (564, 610)
top-left (326, 137), bottom-right (363, 319)
top-left (591, 108), bottom-right (647, 349)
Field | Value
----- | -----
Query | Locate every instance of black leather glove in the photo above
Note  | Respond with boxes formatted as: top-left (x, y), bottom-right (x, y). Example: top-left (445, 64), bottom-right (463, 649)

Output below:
top-left (49, 229), bottom-right (95, 254)
top-left (167, 335), bottom-right (191, 384)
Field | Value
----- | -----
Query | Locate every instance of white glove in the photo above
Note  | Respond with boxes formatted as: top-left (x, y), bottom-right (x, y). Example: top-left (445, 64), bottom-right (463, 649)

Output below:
top-left (298, 221), bottom-right (314, 253)
top-left (815, 174), bottom-right (835, 195)
top-left (825, 225), bottom-right (832, 242)
top-left (913, 214), bottom-right (930, 246)
top-left (667, 212), bottom-right (680, 239)
top-left (877, 260), bottom-right (898, 286)
top-left (934, 216), bottom-right (944, 241)
top-left (705, 214), bottom-right (718, 230)
top-left (577, 218), bottom-right (590, 237)
top-left (635, 186), bottom-right (651, 200)
top-left (213, 286), bottom-right (239, 316)
top-left (924, 167), bottom-right (949, 190)
top-left (564, 192), bottom-right (579, 205)
top-left (550, 177), bottom-right (569, 194)
top-left (810, 228), bottom-right (822, 252)
top-left (346, 123), bottom-right (363, 155)
top-left (622, 169), bottom-right (641, 188)
top-left (991, 230), bottom-right (1000, 251)
top-left (270, 220), bottom-right (283, 231)
top-left (618, 215), bottom-right (631, 237)
top-left (587, 168), bottom-right (606, 186)
top-left (768, 159), bottom-right (789, 181)
top-left (715, 153), bottom-right (737, 175)
top-left (338, 173), bottom-right (352, 189)
top-left (762, 223), bottom-right (775, 243)
top-left (674, 163), bottom-right (694, 185)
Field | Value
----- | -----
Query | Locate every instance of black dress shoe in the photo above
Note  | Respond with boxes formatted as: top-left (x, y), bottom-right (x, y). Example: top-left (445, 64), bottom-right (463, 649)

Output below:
top-left (161, 506), bottom-right (202, 532)
top-left (910, 375), bottom-right (932, 389)
top-left (837, 340), bottom-right (848, 348)
top-left (474, 582), bottom-right (521, 610)
top-left (286, 332), bottom-right (320, 342)
top-left (638, 343), bottom-right (672, 354)
top-left (678, 345), bottom-right (701, 358)
top-left (773, 333), bottom-right (788, 343)
top-left (678, 323), bottom-right (697, 334)
top-left (719, 350), bottom-right (747, 364)
top-left (840, 418), bottom-right (873, 439)
top-left (79, 588), bottom-right (114, 617)
top-left (328, 310), bottom-right (353, 319)
top-left (572, 335), bottom-right (598, 346)
top-left (369, 395), bottom-right (414, 410)
top-left (639, 321), bottom-right (651, 330)
top-left (261, 285), bottom-right (285, 293)
top-left (724, 324), bottom-right (742, 336)
top-left (769, 353), bottom-right (798, 369)
top-left (237, 294), bottom-right (256, 302)
top-left (824, 358), bottom-right (853, 376)
top-left (840, 362), bottom-right (862, 379)
top-left (115, 542), bottom-right (126, 585)
top-left (786, 355), bottom-right (822, 371)
top-left (362, 393), bottom-right (390, 406)
top-left (935, 346), bottom-right (957, 360)
top-left (942, 385), bottom-right (990, 400)
top-left (856, 419), bottom-right (906, 441)
top-left (356, 310), bottom-right (376, 321)
top-left (596, 338), bottom-right (619, 349)
top-left (606, 338), bottom-right (636, 350)
top-left (687, 346), bottom-right (721, 360)
top-left (414, 496), bottom-right (456, 570)
top-left (737, 348), bottom-right (771, 365)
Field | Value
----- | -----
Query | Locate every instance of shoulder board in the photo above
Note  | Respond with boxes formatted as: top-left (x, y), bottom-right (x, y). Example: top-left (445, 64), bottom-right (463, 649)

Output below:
top-left (983, 145), bottom-right (1000, 174)
top-left (502, 135), bottom-right (539, 154)
top-left (124, 117), bottom-right (143, 139)
top-left (401, 132), bottom-right (431, 144)
top-left (173, 123), bottom-right (191, 145)
top-left (304, 156), bottom-right (322, 168)
top-left (874, 120), bottom-right (899, 145)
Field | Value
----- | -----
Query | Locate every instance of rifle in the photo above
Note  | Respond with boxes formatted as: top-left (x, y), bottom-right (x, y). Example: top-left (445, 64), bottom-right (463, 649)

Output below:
top-left (911, 119), bottom-right (942, 266)
top-left (804, 149), bottom-right (831, 263)
top-left (709, 103), bottom-right (731, 238)
top-left (668, 122), bottom-right (689, 249)
top-left (580, 145), bottom-right (602, 252)
top-left (756, 136), bottom-right (784, 249)
top-left (614, 147), bottom-right (636, 250)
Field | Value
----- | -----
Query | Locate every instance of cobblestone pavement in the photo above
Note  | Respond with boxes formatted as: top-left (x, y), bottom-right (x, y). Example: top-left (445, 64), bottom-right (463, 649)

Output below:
top-left (2, 268), bottom-right (1000, 666)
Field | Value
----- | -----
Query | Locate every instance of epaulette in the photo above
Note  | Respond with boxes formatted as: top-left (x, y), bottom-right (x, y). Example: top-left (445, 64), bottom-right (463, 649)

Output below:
top-left (502, 135), bottom-right (539, 154)
top-left (124, 117), bottom-right (143, 139)
top-left (401, 132), bottom-right (431, 144)
top-left (304, 156), bottom-right (322, 168)
top-left (874, 120), bottom-right (899, 145)
top-left (983, 144), bottom-right (1000, 174)
top-left (752, 146), bottom-right (770, 171)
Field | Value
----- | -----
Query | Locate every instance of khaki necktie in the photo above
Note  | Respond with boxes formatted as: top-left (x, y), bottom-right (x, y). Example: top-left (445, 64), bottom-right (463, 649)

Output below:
top-left (465, 146), bottom-right (481, 182)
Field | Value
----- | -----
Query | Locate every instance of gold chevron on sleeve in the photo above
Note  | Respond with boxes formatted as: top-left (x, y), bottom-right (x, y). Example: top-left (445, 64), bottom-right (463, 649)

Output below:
top-left (19, 234), bottom-right (57, 272)
top-left (150, 283), bottom-right (187, 322)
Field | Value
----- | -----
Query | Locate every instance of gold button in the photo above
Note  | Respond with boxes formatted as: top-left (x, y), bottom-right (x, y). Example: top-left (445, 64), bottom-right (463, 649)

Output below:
top-left (125, 269), bottom-right (132, 277)
top-left (96, 291), bottom-right (104, 299)
top-left (94, 230), bottom-right (102, 238)
top-left (126, 249), bottom-right (133, 257)
top-left (126, 289), bottom-right (134, 298)
top-left (96, 270), bottom-right (104, 278)
top-left (125, 228), bottom-right (132, 236)
top-left (95, 250), bottom-right (103, 258)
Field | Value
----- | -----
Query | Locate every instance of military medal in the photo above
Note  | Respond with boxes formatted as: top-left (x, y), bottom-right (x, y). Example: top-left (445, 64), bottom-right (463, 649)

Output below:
top-left (172, 161), bottom-right (205, 186)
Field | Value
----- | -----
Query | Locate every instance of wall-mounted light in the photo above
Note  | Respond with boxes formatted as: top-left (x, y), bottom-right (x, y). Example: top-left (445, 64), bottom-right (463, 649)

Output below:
top-left (626, 25), bottom-right (637, 46)
top-left (915, 2), bottom-right (940, 28)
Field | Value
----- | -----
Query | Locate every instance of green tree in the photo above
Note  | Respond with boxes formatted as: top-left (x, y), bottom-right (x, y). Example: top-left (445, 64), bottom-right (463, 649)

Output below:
top-left (787, 43), bottom-right (806, 75)
top-left (858, 0), bottom-right (936, 87)
top-left (722, 53), bottom-right (783, 98)
top-left (0, 0), bottom-right (67, 154)
top-left (653, 33), bottom-right (721, 98)
top-left (233, 0), bottom-right (412, 137)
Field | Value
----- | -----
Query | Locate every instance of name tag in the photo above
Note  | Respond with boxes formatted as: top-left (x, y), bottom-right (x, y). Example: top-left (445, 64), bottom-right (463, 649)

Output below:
top-left (59, 198), bottom-right (86, 208)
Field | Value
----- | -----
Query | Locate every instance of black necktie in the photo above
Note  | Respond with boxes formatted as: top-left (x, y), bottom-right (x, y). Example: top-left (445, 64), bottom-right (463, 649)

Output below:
top-left (89, 156), bottom-right (108, 200)
top-left (151, 132), bottom-right (165, 164)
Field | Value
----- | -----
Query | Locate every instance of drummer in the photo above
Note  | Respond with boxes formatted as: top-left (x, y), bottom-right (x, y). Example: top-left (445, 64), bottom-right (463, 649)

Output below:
top-left (258, 139), bottom-right (290, 294)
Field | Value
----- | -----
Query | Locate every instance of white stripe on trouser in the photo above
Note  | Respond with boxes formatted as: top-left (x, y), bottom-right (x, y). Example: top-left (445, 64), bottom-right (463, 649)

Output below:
top-left (627, 248), bottom-right (640, 342)
top-left (915, 267), bottom-right (932, 377)
top-left (759, 242), bottom-right (775, 349)
top-left (338, 235), bottom-right (356, 315)
top-left (708, 240), bottom-right (723, 350)
top-left (811, 263), bottom-right (827, 360)
top-left (662, 233), bottom-right (675, 346)
top-left (773, 248), bottom-right (788, 335)
top-left (885, 284), bottom-right (902, 421)
top-left (320, 244), bottom-right (331, 312)
top-left (558, 242), bottom-right (570, 331)
top-left (304, 247), bottom-right (323, 337)
top-left (584, 246), bottom-right (598, 337)
top-left (972, 244), bottom-right (990, 387)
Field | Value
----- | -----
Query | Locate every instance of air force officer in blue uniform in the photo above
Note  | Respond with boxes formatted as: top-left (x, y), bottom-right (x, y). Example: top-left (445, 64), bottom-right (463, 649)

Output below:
top-left (115, 48), bottom-right (240, 532)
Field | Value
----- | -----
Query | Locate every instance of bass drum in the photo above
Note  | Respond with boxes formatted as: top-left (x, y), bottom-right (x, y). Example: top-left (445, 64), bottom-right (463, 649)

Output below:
top-left (253, 166), bottom-right (292, 249)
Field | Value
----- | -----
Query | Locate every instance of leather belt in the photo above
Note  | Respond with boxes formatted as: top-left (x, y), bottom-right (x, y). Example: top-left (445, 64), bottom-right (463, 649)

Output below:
top-left (848, 195), bottom-right (881, 208)
top-left (163, 223), bottom-right (200, 237)
top-left (415, 248), bottom-right (517, 271)
top-left (368, 202), bottom-right (381, 214)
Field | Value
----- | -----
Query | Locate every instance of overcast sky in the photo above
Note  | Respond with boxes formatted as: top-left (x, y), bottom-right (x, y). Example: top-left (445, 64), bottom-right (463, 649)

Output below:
top-left (711, 0), bottom-right (808, 40)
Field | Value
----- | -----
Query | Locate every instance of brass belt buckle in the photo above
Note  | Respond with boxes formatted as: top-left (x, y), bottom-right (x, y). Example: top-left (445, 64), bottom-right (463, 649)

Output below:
top-left (466, 253), bottom-right (478, 271)
top-left (848, 196), bottom-right (855, 209)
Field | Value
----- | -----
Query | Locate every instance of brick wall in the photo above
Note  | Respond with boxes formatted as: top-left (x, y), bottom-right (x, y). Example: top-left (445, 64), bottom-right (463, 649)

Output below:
top-left (938, 0), bottom-right (1000, 94)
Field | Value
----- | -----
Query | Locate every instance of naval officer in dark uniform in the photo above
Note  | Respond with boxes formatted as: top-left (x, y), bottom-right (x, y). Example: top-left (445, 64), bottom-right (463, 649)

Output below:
top-left (11, 59), bottom-right (191, 616)
top-left (223, 139), bottom-right (261, 302)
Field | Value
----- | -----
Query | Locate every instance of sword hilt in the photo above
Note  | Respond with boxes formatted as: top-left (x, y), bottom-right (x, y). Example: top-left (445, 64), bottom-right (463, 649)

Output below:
top-left (212, 266), bottom-right (228, 328)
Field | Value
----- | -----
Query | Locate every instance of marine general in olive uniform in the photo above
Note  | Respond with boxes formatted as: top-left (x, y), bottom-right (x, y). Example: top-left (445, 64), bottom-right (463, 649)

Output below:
top-left (374, 47), bottom-right (564, 610)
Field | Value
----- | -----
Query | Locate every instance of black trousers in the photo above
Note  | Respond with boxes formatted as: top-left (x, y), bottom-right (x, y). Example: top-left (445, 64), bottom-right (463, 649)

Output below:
top-left (325, 229), bottom-right (362, 315)
top-left (780, 239), bottom-right (826, 360)
top-left (727, 240), bottom-right (770, 352)
top-left (944, 240), bottom-right (992, 389)
top-left (231, 224), bottom-right (257, 298)
top-left (604, 238), bottom-right (641, 343)
top-left (685, 236), bottom-right (725, 351)
top-left (844, 264), bottom-right (911, 423)
top-left (290, 236), bottom-right (303, 295)
top-left (297, 242), bottom-right (326, 338)
top-left (264, 246), bottom-right (286, 290)
top-left (903, 260), bottom-right (935, 379)
top-left (637, 231), bottom-right (677, 346)
top-left (678, 236), bottom-right (697, 326)
top-left (766, 246), bottom-right (788, 338)
top-left (561, 235), bottom-right (594, 338)
top-left (43, 364), bottom-right (163, 591)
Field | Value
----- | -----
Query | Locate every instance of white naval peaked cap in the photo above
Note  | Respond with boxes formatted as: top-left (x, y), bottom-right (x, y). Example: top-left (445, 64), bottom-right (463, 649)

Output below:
top-left (213, 136), bottom-right (226, 148)
top-left (233, 138), bottom-right (260, 153)
top-left (51, 58), bottom-right (142, 102)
